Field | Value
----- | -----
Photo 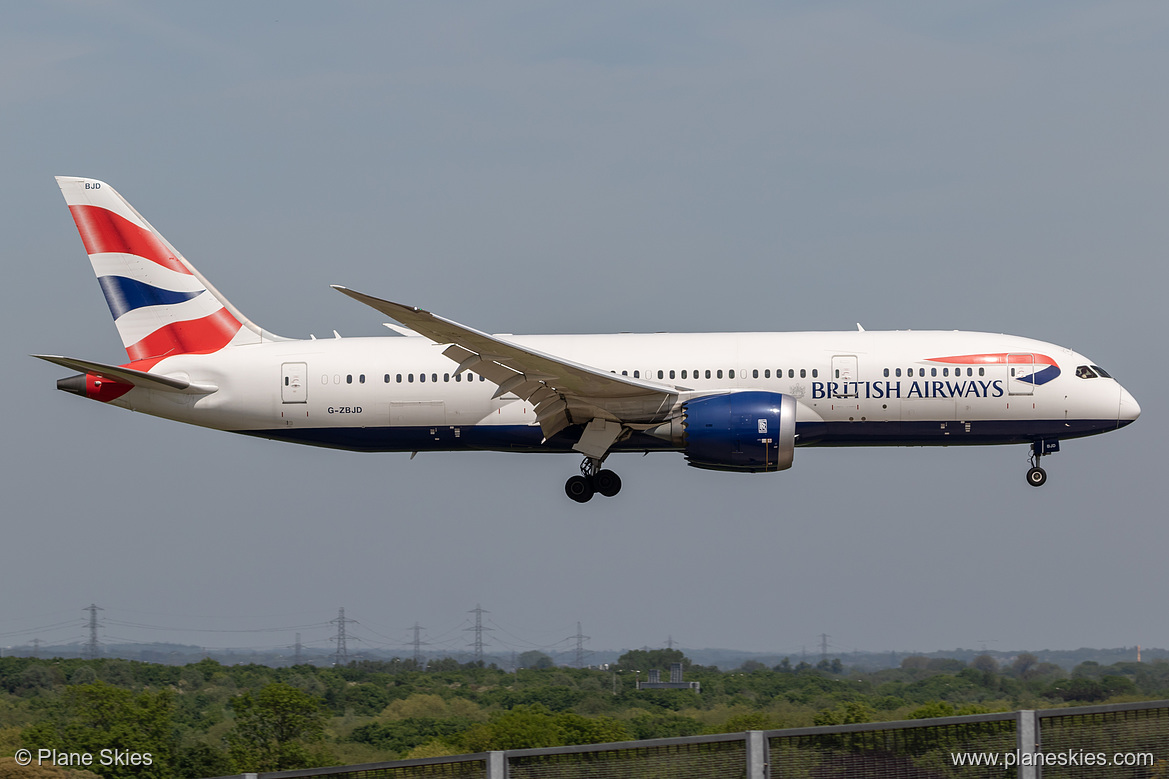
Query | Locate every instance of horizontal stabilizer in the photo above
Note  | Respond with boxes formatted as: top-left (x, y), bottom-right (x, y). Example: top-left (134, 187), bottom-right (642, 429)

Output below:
top-left (32, 355), bottom-right (218, 395)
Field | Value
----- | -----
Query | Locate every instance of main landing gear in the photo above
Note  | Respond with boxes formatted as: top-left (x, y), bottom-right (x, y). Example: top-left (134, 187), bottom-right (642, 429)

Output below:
top-left (565, 457), bottom-right (622, 503)
top-left (1026, 440), bottom-right (1059, 487)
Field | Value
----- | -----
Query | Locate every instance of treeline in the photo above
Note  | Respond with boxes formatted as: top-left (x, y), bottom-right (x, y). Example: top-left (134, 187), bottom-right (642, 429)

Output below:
top-left (1, 649), bottom-right (1167, 778)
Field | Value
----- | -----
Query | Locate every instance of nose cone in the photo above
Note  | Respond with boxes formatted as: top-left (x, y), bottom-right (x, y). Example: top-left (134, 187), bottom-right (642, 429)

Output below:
top-left (1119, 386), bottom-right (1141, 426)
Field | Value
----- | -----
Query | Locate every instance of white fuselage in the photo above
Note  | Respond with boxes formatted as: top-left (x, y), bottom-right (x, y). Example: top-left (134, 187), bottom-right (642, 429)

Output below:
top-left (96, 329), bottom-right (1138, 455)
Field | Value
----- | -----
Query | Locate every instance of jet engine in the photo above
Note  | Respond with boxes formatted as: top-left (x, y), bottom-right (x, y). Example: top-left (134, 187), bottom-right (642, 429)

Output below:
top-left (677, 391), bottom-right (797, 472)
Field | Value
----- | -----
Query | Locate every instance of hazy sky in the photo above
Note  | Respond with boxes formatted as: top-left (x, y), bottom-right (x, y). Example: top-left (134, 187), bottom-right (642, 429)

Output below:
top-left (3, 1), bottom-right (1165, 662)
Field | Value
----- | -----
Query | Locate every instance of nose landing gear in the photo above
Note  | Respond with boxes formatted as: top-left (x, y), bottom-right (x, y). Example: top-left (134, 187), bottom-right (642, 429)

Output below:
top-left (565, 457), bottom-right (622, 503)
top-left (1026, 440), bottom-right (1059, 487)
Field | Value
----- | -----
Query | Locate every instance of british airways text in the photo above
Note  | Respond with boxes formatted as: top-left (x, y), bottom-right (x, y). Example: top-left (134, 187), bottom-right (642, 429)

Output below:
top-left (812, 380), bottom-right (1006, 400)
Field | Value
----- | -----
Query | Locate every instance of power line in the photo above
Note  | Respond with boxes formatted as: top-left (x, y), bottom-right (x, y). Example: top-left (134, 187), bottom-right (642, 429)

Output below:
top-left (331, 608), bottom-right (355, 665)
top-left (83, 604), bottom-right (103, 660)
top-left (411, 622), bottom-right (427, 667)
top-left (569, 622), bottom-right (590, 668)
top-left (465, 604), bottom-right (492, 665)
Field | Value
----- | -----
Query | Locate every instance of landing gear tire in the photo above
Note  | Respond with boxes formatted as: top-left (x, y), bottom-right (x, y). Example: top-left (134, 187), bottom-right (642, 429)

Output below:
top-left (1026, 467), bottom-right (1047, 487)
top-left (565, 475), bottom-right (595, 503)
top-left (594, 469), bottom-right (622, 497)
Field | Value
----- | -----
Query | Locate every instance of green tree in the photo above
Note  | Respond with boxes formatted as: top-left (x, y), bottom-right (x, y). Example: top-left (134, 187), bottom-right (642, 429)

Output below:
top-left (710, 712), bottom-right (783, 733)
top-left (21, 682), bottom-right (175, 779)
top-left (971, 654), bottom-right (999, 674)
top-left (461, 705), bottom-right (629, 752)
top-left (1010, 653), bottom-right (1039, 679)
top-left (616, 649), bottom-right (688, 673)
top-left (813, 701), bottom-right (874, 726)
top-left (227, 682), bottom-right (332, 771)
top-left (518, 651), bottom-right (554, 670)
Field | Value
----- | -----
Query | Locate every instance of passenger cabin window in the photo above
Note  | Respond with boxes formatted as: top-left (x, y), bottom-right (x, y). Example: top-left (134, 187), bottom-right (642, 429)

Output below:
top-left (812, 369), bottom-right (818, 378)
top-left (658, 370), bottom-right (664, 379)
top-left (346, 374), bottom-right (352, 384)
top-left (883, 368), bottom-right (889, 377)
top-left (729, 369), bottom-right (735, 379)
top-left (895, 368), bottom-right (902, 377)
top-left (384, 374), bottom-right (390, 383)
top-left (360, 374), bottom-right (366, 384)
top-left (799, 369), bottom-right (806, 378)
top-left (753, 369), bottom-right (759, 379)
top-left (669, 370), bottom-right (675, 379)
top-left (396, 374), bottom-right (403, 383)
top-left (717, 369), bottom-right (723, 379)
top-left (705, 370), bottom-right (712, 379)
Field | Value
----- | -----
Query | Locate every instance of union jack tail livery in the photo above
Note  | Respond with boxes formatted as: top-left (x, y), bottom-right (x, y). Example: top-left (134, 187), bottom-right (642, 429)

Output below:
top-left (55, 176), bottom-right (277, 364)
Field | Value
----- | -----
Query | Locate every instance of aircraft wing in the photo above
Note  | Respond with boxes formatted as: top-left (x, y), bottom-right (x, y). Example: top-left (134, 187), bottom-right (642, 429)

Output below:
top-left (333, 286), bottom-right (679, 450)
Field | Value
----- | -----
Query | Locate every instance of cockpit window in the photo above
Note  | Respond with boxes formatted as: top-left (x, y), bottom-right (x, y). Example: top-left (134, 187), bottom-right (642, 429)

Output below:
top-left (1075, 365), bottom-right (1098, 379)
top-left (1091, 365), bottom-right (1112, 378)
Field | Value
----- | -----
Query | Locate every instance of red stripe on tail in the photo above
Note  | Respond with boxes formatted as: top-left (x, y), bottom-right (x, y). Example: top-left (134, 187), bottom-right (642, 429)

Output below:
top-left (68, 205), bottom-right (192, 275)
top-left (86, 374), bottom-right (134, 403)
top-left (125, 308), bottom-right (243, 361)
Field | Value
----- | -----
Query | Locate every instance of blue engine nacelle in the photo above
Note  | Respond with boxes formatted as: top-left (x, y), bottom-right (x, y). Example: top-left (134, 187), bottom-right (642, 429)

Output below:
top-left (682, 391), bottom-right (797, 472)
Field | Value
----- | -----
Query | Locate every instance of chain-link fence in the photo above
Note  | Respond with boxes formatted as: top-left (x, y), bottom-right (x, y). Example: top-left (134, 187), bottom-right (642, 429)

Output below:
top-left (1036, 701), bottom-right (1169, 779)
top-left (768, 712), bottom-right (1019, 778)
top-left (207, 699), bottom-right (1169, 779)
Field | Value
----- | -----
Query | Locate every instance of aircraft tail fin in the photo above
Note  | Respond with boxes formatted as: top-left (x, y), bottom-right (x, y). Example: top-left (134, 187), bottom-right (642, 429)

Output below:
top-left (55, 177), bottom-right (286, 363)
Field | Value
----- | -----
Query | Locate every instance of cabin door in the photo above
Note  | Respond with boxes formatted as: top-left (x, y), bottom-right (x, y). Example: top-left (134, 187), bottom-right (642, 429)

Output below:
top-left (1008, 353), bottom-right (1035, 396)
top-left (281, 362), bottom-right (308, 403)
top-left (831, 355), bottom-right (858, 398)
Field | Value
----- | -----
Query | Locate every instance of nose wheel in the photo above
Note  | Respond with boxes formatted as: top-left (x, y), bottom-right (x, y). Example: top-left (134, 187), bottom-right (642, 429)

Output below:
top-left (1026, 440), bottom-right (1056, 487)
top-left (565, 458), bottom-right (622, 502)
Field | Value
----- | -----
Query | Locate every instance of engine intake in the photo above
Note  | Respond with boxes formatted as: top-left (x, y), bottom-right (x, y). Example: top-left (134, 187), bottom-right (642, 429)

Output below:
top-left (682, 391), bottom-right (796, 472)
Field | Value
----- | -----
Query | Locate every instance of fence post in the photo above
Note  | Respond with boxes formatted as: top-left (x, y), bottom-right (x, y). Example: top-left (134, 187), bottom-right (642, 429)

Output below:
top-left (746, 730), bottom-right (768, 779)
top-left (1017, 710), bottom-right (1039, 779)
top-left (486, 750), bottom-right (507, 779)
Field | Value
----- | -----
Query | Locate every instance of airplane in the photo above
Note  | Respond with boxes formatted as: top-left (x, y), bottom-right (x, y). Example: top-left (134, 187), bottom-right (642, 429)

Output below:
top-left (37, 177), bottom-right (1140, 502)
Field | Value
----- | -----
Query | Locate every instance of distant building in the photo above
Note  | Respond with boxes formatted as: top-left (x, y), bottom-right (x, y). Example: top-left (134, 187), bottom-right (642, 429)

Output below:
top-left (638, 662), bottom-right (700, 692)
